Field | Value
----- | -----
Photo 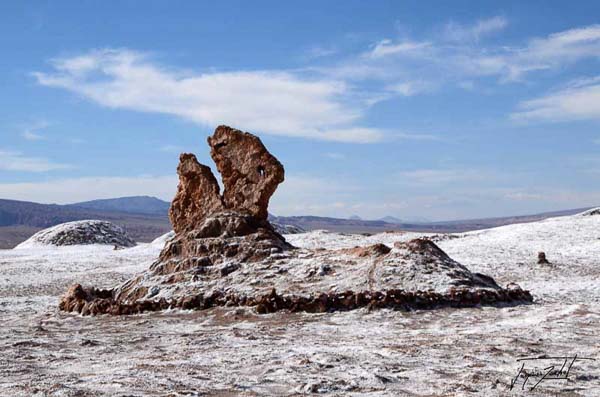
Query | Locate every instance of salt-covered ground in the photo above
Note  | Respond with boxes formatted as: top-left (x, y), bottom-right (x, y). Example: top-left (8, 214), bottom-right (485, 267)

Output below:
top-left (1, 212), bottom-right (599, 396)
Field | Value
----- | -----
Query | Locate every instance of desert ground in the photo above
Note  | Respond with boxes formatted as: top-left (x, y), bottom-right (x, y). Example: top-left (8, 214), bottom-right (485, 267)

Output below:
top-left (1, 211), bottom-right (599, 396)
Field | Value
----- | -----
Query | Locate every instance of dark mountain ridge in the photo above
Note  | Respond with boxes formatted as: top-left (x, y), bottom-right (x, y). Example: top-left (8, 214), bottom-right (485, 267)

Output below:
top-left (68, 196), bottom-right (171, 216)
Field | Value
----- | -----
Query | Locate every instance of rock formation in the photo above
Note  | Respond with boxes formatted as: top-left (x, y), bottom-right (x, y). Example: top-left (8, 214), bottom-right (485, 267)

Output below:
top-left (168, 153), bottom-right (225, 235)
top-left (59, 125), bottom-right (532, 316)
top-left (208, 125), bottom-right (284, 221)
top-left (169, 125), bottom-right (284, 235)
top-left (16, 220), bottom-right (135, 249)
top-left (271, 222), bottom-right (306, 235)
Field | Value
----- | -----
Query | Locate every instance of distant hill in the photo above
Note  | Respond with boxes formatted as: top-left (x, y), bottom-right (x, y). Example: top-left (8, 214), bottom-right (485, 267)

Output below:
top-left (379, 215), bottom-right (431, 224)
top-left (379, 216), bottom-right (402, 224)
top-left (270, 207), bottom-right (594, 234)
top-left (269, 214), bottom-right (399, 234)
top-left (348, 215), bottom-right (362, 220)
top-left (0, 198), bottom-right (171, 249)
top-left (69, 196), bottom-right (170, 215)
top-left (0, 196), bottom-right (595, 249)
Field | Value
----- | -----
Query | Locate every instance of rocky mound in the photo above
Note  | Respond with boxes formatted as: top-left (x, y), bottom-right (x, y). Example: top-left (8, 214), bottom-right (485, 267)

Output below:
top-left (581, 208), bottom-right (600, 216)
top-left (16, 220), bottom-right (136, 249)
top-left (60, 125), bottom-right (531, 315)
top-left (271, 222), bottom-right (305, 234)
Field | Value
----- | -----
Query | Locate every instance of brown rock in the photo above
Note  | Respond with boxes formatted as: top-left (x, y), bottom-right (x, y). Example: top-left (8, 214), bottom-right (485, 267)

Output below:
top-left (169, 126), bottom-right (284, 234)
top-left (537, 251), bottom-right (549, 264)
top-left (169, 153), bottom-right (225, 234)
top-left (395, 238), bottom-right (451, 260)
top-left (343, 243), bottom-right (391, 257)
top-left (208, 125), bottom-right (284, 221)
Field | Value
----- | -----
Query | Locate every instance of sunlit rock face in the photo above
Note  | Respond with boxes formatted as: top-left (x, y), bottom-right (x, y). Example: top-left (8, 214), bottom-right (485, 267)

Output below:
top-left (208, 125), bottom-right (284, 222)
top-left (169, 125), bottom-right (284, 235)
top-left (59, 126), bottom-right (532, 316)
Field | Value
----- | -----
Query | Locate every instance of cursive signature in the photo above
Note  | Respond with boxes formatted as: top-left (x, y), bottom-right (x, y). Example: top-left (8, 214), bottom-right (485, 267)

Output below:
top-left (510, 355), bottom-right (595, 391)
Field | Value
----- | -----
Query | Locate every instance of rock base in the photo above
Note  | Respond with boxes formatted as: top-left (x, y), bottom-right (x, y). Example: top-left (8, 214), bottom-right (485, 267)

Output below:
top-left (60, 283), bottom-right (532, 316)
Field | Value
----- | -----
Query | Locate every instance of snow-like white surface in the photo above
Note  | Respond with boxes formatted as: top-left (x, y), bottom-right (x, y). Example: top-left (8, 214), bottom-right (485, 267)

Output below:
top-left (150, 230), bottom-right (175, 248)
top-left (1, 211), bottom-right (599, 396)
top-left (15, 220), bottom-right (136, 249)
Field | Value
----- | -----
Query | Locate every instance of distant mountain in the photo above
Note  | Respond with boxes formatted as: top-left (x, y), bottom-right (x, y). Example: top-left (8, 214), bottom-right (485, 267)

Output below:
top-left (270, 207), bottom-right (594, 234)
top-left (69, 196), bottom-right (170, 215)
top-left (379, 216), bottom-right (403, 224)
top-left (348, 215), bottom-right (362, 220)
top-left (380, 215), bottom-right (431, 224)
top-left (269, 214), bottom-right (404, 234)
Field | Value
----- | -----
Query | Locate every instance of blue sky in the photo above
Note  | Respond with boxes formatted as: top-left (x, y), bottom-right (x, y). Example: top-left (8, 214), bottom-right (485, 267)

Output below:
top-left (1, 0), bottom-right (600, 221)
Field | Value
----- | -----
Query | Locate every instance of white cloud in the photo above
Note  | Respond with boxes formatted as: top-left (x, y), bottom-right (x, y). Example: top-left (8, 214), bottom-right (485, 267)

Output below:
top-left (34, 49), bottom-right (384, 143)
top-left (368, 39), bottom-right (431, 58)
top-left (511, 79), bottom-right (600, 122)
top-left (22, 131), bottom-right (45, 141)
top-left (21, 120), bottom-right (49, 141)
top-left (444, 16), bottom-right (508, 42)
top-left (0, 149), bottom-right (70, 172)
top-left (304, 46), bottom-right (337, 60)
top-left (349, 22), bottom-right (600, 87)
top-left (524, 25), bottom-right (600, 63)
top-left (499, 24), bottom-right (600, 81)
top-left (387, 80), bottom-right (435, 96)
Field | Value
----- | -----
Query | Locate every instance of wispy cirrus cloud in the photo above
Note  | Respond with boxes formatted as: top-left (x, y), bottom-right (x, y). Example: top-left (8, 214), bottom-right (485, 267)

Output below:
top-left (511, 76), bottom-right (600, 122)
top-left (368, 40), bottom-right (431, 59)
top-left (443, 16), bottom-right (508, 43)
top-left (0, 149), bottom-right (70, 172)
top-left (21, 120), bottom-right (49, 141)
top-left (323, 20), bottom-right (600, 94)
top-left (31, 22), bottom-right (600, 145)
top-left (387, 80), bottom-right (435, 96)
top-left (34, 49), bottom-right (385, 144)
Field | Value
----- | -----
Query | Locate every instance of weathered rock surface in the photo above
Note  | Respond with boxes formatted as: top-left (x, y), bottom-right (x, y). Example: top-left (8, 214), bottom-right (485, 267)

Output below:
top-left (169, 153), bottom-right (225, 235)
top-left (59, 125), bottom-right (532, 316)
top-left (208, 125), bottom-right (284, 221)
top-left (16, 220), bottom-right (136, 249)
top-left (271, 222), bottom-right (306, 235)
top-left (169, 125), bottom-right (284, 234)
top-left (59, 235), bottom-right (531, 315)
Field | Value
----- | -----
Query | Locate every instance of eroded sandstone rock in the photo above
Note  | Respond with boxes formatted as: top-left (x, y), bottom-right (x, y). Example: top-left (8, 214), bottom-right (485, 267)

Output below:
top-left (169, 126), bottom-right (284, 234)
top-left (208, 125), bottom-right (284, 221)
top-left (169, 153), bottom-right (225, 234)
